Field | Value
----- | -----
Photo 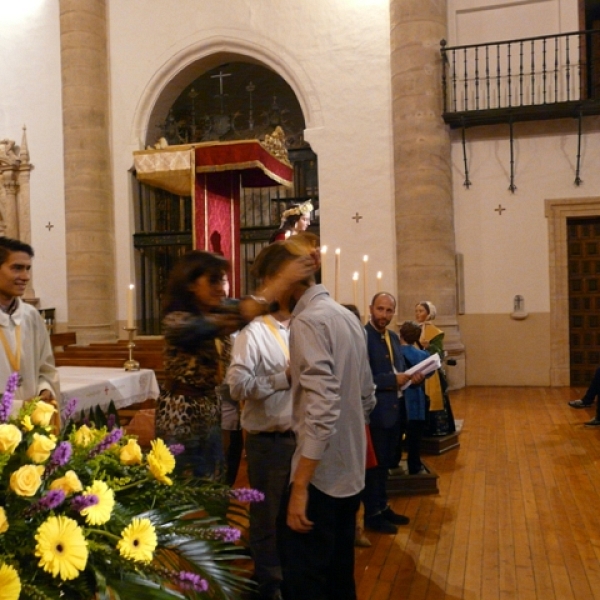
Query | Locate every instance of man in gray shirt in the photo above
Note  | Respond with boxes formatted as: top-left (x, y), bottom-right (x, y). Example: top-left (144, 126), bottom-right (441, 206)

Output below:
top-left (280, 233), bottom-right (376, 600)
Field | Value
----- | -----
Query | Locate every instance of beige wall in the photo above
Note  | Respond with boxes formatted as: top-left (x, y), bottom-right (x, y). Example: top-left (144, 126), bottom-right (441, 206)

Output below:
top-left (458, 313), bottom-right (551, 386)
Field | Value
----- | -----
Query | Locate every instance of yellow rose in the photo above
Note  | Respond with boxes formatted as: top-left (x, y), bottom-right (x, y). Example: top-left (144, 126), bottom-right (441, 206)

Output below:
top-left (31, 401), bottom-right (56, 427)
top-left (21, 415), bottom-right (34, 432)
top-left (0, 424), bottom-right (22, 454)
top-left (27, 433), bottom-right (57, 464)
top-left (10, 465), bottom-right (45, 496)
top-left (50, 470), bottom-right (83, 496)
top-left (0, 507), bottom-right (8, 534)
top-left (120, 439), bottom-right (142, 465)
top-left (73, 425), bottom-right (95, 447)
top-left (147, 455), bottom-right (173, 486)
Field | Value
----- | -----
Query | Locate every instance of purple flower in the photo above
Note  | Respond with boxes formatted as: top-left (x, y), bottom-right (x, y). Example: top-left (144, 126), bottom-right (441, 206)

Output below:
top-left (168, 443), bottom-right (185, 456)
top-left (0, 372), bottom-right (19, 422)
top-left (230, 488), bottom-right (265, 503)
top-left (87, 428), bottom-right (124, 458)
top-left (25, 489), bottom-right (66, 517)
top-left (44, 442), bottom-right (73, 477)
top-left (178, 571), bottom-right (209, 592)
top-left (71, 494), bottom-right (99, 512)
top-left (212, 526), bottom-right (241, 543)
top-left (61, 397), bottom-right (79, 423)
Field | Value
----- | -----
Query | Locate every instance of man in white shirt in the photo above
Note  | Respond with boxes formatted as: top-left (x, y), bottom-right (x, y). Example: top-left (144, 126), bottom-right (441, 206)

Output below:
top-left (0, 237), bottom-right (59, 412)
top-left (226, 243), bottom-right (296, 600)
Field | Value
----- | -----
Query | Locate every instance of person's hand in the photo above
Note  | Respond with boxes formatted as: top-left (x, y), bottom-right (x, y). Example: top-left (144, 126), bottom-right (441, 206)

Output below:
top-left (287, 483), bottom-right (314, 533)
top-left (396, 373), bottom-right (411, 387)
top-left (410, 372), bottom-right (426, 385)
top-left (278, 255), bottom-right (316, 287)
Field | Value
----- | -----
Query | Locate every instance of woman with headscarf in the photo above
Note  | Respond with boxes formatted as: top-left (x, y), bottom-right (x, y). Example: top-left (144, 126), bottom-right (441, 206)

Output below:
top-left (269, 200), bottom-right (313, 243)
top-left (415, 301), bottom-right (456, 437)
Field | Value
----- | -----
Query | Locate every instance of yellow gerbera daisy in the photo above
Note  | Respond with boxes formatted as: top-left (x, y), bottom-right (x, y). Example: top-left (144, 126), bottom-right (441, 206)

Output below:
top-left (34, 516), bottom-right (88, 581)
top-left (148, 439), bottom-right (176, 474)
top-left (117, 518), bottom-right (157, 563)
top-left (0, 563), bottom-right (20, 600)
top-left (80, 480), bottom-right (115, 525)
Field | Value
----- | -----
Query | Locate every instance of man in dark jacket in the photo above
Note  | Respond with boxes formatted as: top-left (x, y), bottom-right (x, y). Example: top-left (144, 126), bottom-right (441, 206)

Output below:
top-left (363, 292), bottom-right (424, 533)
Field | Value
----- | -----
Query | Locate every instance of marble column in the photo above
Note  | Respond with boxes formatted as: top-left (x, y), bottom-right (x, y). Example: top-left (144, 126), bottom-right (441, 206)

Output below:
top-left (59, 0), bottom-right (116, 342)
top-left (390, 0), bottom-right (465, 388)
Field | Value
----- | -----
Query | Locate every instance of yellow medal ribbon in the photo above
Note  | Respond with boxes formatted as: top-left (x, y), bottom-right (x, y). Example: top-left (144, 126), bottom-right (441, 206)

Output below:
top-left (0, 324), bottom-right (21, 374)
top-left (383, 329), bottom-right (394, 364)
top-left (262, 315), bottom-right (290, 361)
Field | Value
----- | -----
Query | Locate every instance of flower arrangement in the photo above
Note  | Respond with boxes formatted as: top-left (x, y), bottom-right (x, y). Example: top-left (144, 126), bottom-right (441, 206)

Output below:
top-left (0, 373), bottom-right (261, 599)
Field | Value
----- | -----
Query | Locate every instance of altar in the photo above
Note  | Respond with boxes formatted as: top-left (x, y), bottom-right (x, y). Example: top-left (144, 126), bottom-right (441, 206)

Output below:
top-left (133, 133), bottom-right (293, 296)
top-left (58, 366), bottom-right (160, 413)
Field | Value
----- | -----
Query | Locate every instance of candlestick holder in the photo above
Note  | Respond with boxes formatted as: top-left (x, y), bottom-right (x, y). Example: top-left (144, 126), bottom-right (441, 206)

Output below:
top-left (123, 327), bottom-right (140, 371)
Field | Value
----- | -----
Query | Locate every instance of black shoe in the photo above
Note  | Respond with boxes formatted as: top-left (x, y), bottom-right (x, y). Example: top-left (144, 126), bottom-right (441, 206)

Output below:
top-left (364, 514), bottom-right (398, 534)
top-left (584, 418), bottom-right (600, 428)
top-left (569, 399), bottom-right (593, 409)
top-left (381, 506), bottom-right (410, 525)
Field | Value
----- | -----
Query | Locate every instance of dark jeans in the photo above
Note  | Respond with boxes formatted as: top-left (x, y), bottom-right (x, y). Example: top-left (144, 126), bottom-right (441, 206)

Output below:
top-left (224, 428), bottom-right (244, 486)
top-left (246, 432), bottom-right (295, 596)
top-left (583, 367), bottom-right (600, 417)
top-left (169, 424), bottom-right (225, 480)
top-left (363, 424), bottom-right (399, 517)
top-left (280, 484), bottom-right (360, 600)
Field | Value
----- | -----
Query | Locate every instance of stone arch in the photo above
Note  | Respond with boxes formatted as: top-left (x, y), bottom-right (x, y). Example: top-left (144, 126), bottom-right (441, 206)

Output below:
top-left (131, 31), bottom-right (323, 147)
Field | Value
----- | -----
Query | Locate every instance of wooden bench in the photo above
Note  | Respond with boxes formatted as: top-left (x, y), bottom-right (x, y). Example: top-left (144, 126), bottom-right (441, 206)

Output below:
top-left (50, 331), bottom-right (78, 351)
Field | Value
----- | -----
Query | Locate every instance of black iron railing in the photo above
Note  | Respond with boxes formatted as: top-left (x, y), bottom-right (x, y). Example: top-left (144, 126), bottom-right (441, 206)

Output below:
top-left (441, 29), bottom-right (600, 126)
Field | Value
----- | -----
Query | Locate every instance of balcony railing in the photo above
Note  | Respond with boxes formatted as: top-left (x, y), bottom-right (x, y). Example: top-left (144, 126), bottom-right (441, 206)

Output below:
top-left (441, 29), bottom-right (600, 128)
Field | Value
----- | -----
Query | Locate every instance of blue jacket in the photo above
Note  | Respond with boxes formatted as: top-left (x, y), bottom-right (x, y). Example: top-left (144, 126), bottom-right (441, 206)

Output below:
top-left (365, 322), bottom-right (406, 429)
top-left (400, 344), bottom-right (430, 421)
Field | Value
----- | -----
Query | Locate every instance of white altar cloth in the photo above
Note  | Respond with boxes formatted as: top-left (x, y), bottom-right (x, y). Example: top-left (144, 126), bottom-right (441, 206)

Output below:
top-left (58, 366), bottom-right (160, 413)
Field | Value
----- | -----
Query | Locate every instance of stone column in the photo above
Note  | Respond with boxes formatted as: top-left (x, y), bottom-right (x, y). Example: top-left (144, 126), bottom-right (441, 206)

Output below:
top-left (59, 0), bottom-right (116, 342)
top-left (390, 0), bottom-right (465, 388)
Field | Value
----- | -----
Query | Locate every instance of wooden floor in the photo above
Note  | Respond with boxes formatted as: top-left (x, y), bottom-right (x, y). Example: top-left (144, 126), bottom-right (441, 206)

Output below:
top-left (354, 386), bottom-right (600, 600)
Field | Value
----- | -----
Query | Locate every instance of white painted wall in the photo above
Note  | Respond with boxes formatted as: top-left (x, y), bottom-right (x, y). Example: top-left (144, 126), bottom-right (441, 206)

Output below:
top-left (448, 0), bottom-right (594, 315)
top-left (0, 1), bottom-right (67, 320)
top-left (107, 0), bottom-right (395, 316)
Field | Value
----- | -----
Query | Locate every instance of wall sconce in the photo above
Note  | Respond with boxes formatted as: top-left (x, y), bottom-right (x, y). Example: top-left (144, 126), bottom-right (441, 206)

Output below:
top-left (510, 294), bottom-right (528, 320)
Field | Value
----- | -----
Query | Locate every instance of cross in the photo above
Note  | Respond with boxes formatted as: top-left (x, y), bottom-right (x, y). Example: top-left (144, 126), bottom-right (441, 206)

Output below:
top-left (45, 221), bottom-right (54, 231)
top-left (352, 212), bottom-right (363, 223)
top-left (494, 205), bottom-right (506, 216)
top-left (211, 70), bottom-right (231, 113)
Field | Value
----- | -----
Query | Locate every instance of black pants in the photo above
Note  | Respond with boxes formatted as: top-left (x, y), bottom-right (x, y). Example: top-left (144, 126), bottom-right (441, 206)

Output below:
top-left (583, 367), bottom-right (600, 418)
top-left (280, 484), bottom-right (360, 600)
top-left (245, 432), bottom-right (295, 596)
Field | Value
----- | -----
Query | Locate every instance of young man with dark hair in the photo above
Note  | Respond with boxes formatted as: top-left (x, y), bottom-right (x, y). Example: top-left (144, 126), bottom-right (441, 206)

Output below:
top-left (0, 237), bottom-right (59, 412)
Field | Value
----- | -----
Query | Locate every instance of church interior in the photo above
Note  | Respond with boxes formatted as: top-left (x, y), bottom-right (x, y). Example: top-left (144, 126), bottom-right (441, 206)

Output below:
top-left (1, 0), bottom-right (600, 598)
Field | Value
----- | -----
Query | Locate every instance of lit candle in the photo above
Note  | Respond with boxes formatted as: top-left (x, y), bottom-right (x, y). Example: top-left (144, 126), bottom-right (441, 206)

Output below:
top-left (320, 245), bottom-right (327, 287)
top-left (352, 272), bottom-right (359, 307)
top-left (377, 271), bottom-right (382, 292)
top-left (334, 248), bottom-right (341, 301)
top-left (363, 255), bottom-right (369, 323)
top-left (127, 284), bottom-right (135, 328)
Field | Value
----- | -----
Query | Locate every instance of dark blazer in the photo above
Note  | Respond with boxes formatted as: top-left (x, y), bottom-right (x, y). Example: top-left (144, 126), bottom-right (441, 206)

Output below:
top-left (365, 322), bottom-right (407, 429)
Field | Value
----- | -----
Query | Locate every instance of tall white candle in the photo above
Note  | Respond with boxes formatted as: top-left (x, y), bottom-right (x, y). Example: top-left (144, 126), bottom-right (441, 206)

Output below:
top-left (352, 272), bottom-right (359, 308)
top-left (320, 245), bottom-right (327, 288)
top-left (377, 271), bottom-right (383, 292)
top-left (127, 284), bottom-right (135, 328)
top-left (363, 255), bottom-right (369, 323)
top-left (334, 248), bottom-right (341, 301)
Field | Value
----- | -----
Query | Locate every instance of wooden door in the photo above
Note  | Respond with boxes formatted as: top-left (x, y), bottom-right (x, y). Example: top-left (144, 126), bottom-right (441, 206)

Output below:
top-left (568, 217), bottom-right (600, 385)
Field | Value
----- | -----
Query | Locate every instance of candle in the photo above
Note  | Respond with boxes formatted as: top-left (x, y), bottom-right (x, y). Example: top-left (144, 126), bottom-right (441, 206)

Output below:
top-left (377, 271), bottom-right (383, 292)
top-left (363, 255), bottom-right (369, 324)
top-left (334, 248), bottom-right (341, 301)
top-left (320, 245), bottom-right (327, 287)
top-left (127, 284), bottom-right (135, 328)
top-left (352, 272), bottom-right (359, 308)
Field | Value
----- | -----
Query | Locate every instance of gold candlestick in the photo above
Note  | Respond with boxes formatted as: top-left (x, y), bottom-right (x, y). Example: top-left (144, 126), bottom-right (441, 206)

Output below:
top-left (123, 327), bottom-right (140, 371)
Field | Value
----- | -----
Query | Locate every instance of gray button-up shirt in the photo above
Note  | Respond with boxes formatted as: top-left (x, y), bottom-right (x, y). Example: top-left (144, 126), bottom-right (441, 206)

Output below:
top-left (289, 284), bottom-right (376, 498)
